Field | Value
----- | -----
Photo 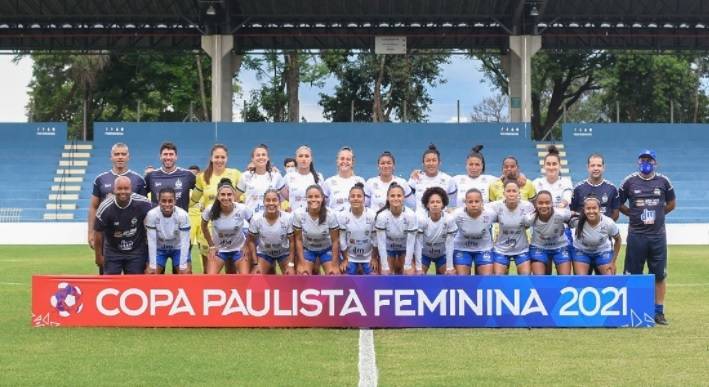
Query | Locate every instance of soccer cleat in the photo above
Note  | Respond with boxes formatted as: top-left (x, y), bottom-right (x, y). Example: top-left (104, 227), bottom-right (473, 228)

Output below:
top-left (654, 313), bottom-right (668, 325)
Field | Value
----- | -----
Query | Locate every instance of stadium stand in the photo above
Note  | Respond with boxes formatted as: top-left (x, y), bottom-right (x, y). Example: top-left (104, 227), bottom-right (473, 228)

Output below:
top-left (0, 123), bottom-right (67, 221)
top-left (562, 123), bottom-right (703, 223)
top-left (71, 122), bottom-right (538, 221)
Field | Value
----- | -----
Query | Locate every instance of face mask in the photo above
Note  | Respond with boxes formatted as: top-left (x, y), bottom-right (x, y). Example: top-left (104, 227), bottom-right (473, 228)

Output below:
top-left (639, 161), bottom-right (655, 175)
top-left (286, 167), bottom-right (296, 174)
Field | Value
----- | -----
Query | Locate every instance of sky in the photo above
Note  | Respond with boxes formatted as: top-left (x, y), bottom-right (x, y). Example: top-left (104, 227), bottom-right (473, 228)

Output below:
top-left (0, 54), bottom-right (496, 123)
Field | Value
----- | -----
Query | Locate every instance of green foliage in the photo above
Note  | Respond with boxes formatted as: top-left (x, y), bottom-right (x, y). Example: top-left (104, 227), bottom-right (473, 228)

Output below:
top-left (26, 53), bottom-right (211, 139)
top-left (319, 50), bottom-right (449, 122)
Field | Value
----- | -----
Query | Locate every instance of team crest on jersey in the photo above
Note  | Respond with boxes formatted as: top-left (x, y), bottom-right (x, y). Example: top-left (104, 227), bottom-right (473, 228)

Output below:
top-left (175, 179), bottom-right (183, 190)
top-left (601, 193), bottom-right (608, 203)
top-left (653, 188), bottom-right (661, 196)
top-left (113, 221), bottom-right (120, 226)
top-left (131, 217), bottom-right (138, 225)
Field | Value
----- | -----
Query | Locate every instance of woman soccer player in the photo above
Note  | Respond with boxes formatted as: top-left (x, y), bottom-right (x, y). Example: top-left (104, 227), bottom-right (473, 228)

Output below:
top-left (527, 190), bottom-right (573, 275)
top-left (375, 183), bottom-right (418, 275)
top-left (145, 187), bottom-right (192, 274)
top-left (201, 178), bottom-right (253, 275)
top-left (408, 144), bottom-right (457, 215)
top-left (190, 144), bottom-right (241, 273)
top-left (533, 145), bottom-right (573, 209)
top-left (490, 180), bottom-right (535, 275)
top-left (323, 146), bottom-right (365, 212)
top-left (452, 189), bottom-right (496, 275)
top-left (293, 185), bottom-right (340, 275)
top-left (365, 151), bottom-right (414, 210)
top-left (246, 189), bottom-right (296, 275)
top-left (570, 196), bottom-right (622, 275)
top-left (416, 187), bottom-right (457, 275)
top-left (236, 144), bottom-right (286, 215)
top-left (337, 183), bottom-right (378, 275)
top-left (282, 145), bottom-right (324, 212)
top-left (452, 145), bottom-right (497, 207)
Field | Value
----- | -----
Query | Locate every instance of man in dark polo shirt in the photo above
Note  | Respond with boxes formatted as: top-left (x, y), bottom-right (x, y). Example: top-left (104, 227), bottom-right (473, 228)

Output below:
top-left (619, 150), bottom-right (676, 325)
top-left (94, 176), bottom-right (153, 274)
top-left (144, 142), bottom-right (196, 211)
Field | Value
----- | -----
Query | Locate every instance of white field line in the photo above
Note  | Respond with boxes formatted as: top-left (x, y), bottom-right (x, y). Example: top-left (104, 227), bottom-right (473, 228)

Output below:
top-left (358, 329), bottom-right (378, 387)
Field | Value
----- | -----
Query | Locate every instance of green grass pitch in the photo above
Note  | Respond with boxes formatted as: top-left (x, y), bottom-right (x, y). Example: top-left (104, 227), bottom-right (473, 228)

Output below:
top-left (1, 245), bottom-right (707, 386)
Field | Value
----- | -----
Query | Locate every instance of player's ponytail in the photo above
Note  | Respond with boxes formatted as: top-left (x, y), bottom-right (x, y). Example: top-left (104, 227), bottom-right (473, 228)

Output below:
top-left (422, 143), bottom-right (441, 162)
top-left (544, 144), bottom-right (561, 164)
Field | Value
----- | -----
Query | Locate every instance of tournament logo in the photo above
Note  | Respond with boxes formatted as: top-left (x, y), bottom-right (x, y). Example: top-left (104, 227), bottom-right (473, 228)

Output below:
top-left (50, 283), bottom-right (83, 317)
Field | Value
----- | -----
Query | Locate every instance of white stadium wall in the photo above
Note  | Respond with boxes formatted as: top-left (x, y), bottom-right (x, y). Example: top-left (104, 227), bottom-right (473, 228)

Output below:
top-left (0, 222), bottom-right (708, 245)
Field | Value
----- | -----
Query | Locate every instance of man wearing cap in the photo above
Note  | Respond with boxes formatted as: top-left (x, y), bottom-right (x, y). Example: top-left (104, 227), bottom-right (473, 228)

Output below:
top-left (619, 150), bottom-right (676, 325)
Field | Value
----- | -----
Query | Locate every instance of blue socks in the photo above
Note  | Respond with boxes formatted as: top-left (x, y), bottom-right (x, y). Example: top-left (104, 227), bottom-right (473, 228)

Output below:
top-left (655, 304), bottom-right (664, 314)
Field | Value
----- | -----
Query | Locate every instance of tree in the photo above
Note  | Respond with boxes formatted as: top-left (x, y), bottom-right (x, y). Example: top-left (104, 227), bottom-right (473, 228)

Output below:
top-left (599, 53), bottom-right (709, 123)
top-left (470, 94), bottom-right (509, 122)
top-left (474, 50), bottom-right (613, 139)
top-left (319, 50), bottom-right (449, 122)
top-left (26, 52), bottom-right (212, 139)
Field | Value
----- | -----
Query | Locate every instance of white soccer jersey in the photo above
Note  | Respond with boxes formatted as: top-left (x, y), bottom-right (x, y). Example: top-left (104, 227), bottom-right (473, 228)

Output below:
top-left (374, 207), bottom-right (417, 251)
top-left (571, 214), bottom-right (619, 254)
top-left (292, 207), bottom-right (339, 251)
top-left (202, 203), bottom-right (253, 252)
top-left (533, 176), bottom-right (573, 208)
top-left (322, 174), bottom-right (366, 212)
top-left (416, 212), bottom-right (457, 259)
top-left (236, 170), bottom-right (286, 214)
top-left (145, 206), bottom-right (191, 268)
top-left (364, 175), bottom-right (414, 210)
top-left (452, 207), bottom-right (497, 252)
top-left (284, 170), bottom-right (324, 211)
top-left (527, 208), bottom-right (572, 250)
top-left (337, 208), bottom-right (377, 263)
top-left (489, 200), bottom-right (535, 255)
top-left (408, 171), bottom-right (458, 214)
top-left (248, 211), bottom-right (293, 258)
top-left (452, 174), bottom-right (497, 206)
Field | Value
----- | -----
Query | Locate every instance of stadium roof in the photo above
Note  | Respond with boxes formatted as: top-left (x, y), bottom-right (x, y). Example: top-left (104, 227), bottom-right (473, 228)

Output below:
top-left (1, 0), bottom-right (709, 51)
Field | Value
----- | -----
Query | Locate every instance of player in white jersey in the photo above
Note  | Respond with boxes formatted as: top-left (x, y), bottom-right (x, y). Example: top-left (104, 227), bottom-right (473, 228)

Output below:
top-left (282, 145), bottom-right (324, 212)
top-left (415, 187), bottom-right (457, 275)
top-left (570, 196), bottom-right (621, 275)
top-left (365, 151), bottom-right (414, 210)
top-left (201, 178), bottom-right (253, 274)
top-left (533, 145), bottom-right (573, 208)
top-left (375, 183), bottom-right (418, 275)
top-left (323, 146), bottom-right (365, 212)
top-left (293, 184), bottom-right (340, 275)
top-left (145, 188), bottom-right (192, 274)
top-left (247, 189), bottom-right (295, 275)
top-left (408, 144), bottom-right (457, 215)
top-left (490, 180), bottom-right (535, 275)
top-left (236, 144), bottom-right (286, 215)
top-left (452, 145), bottom-right (497, 207)
top-left (527, 191), bottom-right (574, 275)
top-left (452, 189), bottom-right (496, 275)
top-left (338, 182), bottom-right (378, 275)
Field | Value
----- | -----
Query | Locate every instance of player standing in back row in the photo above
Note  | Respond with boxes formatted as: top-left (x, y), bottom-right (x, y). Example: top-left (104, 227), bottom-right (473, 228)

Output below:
top-left (144, 142), bottom-right (196, 211)
top-left (619, 150), bottom-right (676, 325)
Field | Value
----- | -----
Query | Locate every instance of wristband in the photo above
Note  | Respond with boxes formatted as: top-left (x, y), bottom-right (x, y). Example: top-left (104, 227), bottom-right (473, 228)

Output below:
top-left (287, 262), bottom-right (295, 268)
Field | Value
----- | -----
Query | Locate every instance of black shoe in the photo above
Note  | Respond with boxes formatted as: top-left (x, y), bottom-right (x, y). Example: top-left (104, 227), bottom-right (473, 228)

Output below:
top-left (654, 313), bottom-right (668, 325)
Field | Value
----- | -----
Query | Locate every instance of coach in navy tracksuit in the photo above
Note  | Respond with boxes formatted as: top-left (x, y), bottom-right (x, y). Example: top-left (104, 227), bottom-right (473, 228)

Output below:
top-left (619, 150), bottom-right (676, 325)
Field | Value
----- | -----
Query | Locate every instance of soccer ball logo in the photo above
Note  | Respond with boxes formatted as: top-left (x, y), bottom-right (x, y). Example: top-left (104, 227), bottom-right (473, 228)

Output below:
top-left (50, 282), bottom-right (83, 317)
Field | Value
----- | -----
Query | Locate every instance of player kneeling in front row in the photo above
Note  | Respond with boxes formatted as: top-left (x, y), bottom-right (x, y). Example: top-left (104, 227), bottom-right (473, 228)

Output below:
top-left (293, 185), bottom-right (340, 275)
top-left (527, 190), bottom-right (574, 275)
top-left (452, 189), bottom-right (496, 275)
top-left (570, 195), bottom-right (621, 275)
top-left (246, 189), bottom-right (296, 275)
top-left (338, 183), bottom-right (378, 275)
top-left (145, 187), bottom-right (192, 274)
top-left (416, 187), bottom-right (457, 275)
top-left (201, 178), bottom-right (253, 274)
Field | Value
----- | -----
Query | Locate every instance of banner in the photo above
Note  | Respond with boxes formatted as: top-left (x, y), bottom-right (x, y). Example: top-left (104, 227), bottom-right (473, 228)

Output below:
top-left (32, 275), bottom-right (655, 328)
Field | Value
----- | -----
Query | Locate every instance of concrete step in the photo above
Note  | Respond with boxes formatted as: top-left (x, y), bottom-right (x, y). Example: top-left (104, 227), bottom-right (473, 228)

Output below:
top-left (537, 151), bottom-right (567, 157)
top-left (56, 169), bottom-right (86, 175)
top-left (46, 203), bottom-right (77, 210)
top-left (48, 194), bottom-right (79, 201)
top-left (43, 213), bottom-right (75, 221)
top-left (59, 160), bottom-right (88, 167)
top-left (61, 152), bottom-right (91, 158)
top-left (51, 185), bottom-right (81, 192)
top-left (53, 176), bottom-right (83, 183)
top-left (64, 144), bottom-right (93, 150)
top-left (536, 143), bottom-right (565, 149)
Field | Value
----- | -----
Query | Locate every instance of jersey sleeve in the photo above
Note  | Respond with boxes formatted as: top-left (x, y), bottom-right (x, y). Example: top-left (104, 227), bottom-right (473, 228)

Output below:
top-left (236, 172), bottom-right (247, 192)
top-left (243, 205), bottom-right (254, 222)
top-left (191, 174), bottom-right (205, 205)
top-left (92, 176), bottom-right (102, 198)
top-left (446, 214), bottom-right (458, 234)
top-left (321, 178), bottom-right (332, 200)
top-left (406, 210), bottom-right (418, 233)
top-left (285, 213), bottom-right (294, 235)
top-left (571, 186), bottom-right (583, 212)
top-left (273, 172), bottom-right (286, 191)
top-left (135, 174), bottom-right (148, 196)
top-left (327, 211), bottom-right (340, 230)
top-left (607, 217), bottom-right (620, 237)
top-left (94, 210), bottom-right (108, 232)
top-left (248, 216), bottom-right (260, 235)
top-left (375, 212), bottom-right (387, 230)
top-left (201, 206), bottom-right (211, 222)
top-left (664, 176), bottom-right (676, 203)
top-left (609, 185), bottom-right (620, 210)
top-left (292, 210), bottom-right (303, 229)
